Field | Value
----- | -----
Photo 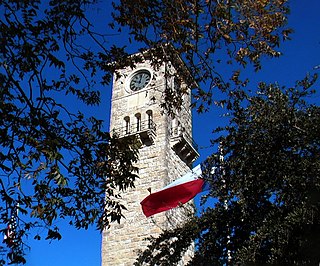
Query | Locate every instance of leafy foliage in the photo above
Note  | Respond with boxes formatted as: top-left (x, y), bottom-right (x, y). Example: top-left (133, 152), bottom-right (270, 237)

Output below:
top-left (112, 0), bottom-right (292, 112)
top-left (0, 1), bottom-right (140, 264)
top-left (135, 76), bottom-right (320, 265)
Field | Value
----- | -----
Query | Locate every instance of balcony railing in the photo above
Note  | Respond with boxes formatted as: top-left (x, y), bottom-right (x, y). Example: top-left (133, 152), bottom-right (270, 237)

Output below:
top-left (170, 127), bottom-right (198, 151)
top-left (170, 126), bottom-right (199, 166)
top-left (113, 120), bottom-right (157, 145)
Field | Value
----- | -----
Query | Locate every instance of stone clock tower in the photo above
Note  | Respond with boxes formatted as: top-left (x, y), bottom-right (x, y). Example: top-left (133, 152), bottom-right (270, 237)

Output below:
top-left (101, 49), bottom-right (199, 265)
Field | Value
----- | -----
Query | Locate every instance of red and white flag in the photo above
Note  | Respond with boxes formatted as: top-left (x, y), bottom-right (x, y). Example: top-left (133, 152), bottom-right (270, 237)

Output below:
top-left (140, 165), bottom-right (206, 217)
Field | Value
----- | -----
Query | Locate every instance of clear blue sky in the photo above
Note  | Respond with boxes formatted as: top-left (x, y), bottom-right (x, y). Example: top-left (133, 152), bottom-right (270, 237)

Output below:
top-left (24, 1), bottom-right (320, 265)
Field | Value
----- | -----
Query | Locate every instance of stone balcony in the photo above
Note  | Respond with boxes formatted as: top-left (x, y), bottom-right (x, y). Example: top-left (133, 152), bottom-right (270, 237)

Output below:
top-left (170, 127), bottom-right (199, 167)
top-left (113, 120), bottom-right (157, 145)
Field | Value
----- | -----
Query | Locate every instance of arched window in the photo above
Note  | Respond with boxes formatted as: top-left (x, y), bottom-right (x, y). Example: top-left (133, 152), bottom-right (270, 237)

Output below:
top-left (135, 113), bottom-right (141, 132)
top-left (146, 110), bottom-right (153, 129)
top-left (124, 116), bottom-right (130, 135)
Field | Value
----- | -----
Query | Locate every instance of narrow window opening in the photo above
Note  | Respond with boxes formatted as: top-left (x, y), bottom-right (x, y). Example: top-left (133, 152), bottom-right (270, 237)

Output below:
top-left (124, 116), bottom-right (130, 135)
top-left (135, 113), bottom-right (141, 132)
top-left (146, 110), bottom-right (153, 129)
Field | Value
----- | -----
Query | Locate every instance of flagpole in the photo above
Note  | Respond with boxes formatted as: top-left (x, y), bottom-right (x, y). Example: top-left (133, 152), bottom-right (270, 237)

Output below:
top-left (219, 144), bottom-right (232, 265)
top-left (15, 202), bottom-right (19, 266)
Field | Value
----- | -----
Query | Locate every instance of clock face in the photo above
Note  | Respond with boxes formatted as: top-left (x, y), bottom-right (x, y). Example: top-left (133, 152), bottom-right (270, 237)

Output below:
top-left (129, 70), bottom-right (151, 91)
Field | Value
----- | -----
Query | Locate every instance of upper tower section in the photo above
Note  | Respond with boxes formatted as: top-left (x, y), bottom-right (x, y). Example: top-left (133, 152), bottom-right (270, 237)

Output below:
top-left (110, 47), bottom-right (199, 166)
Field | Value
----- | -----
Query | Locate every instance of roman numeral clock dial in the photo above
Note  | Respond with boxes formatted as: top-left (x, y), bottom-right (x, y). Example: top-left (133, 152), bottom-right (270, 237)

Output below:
top-left (129, 70), bottom-right (151, 91)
